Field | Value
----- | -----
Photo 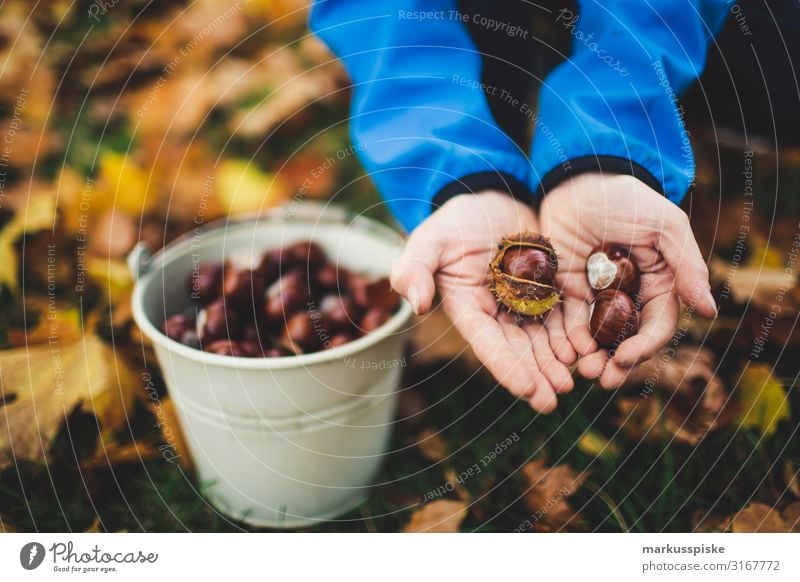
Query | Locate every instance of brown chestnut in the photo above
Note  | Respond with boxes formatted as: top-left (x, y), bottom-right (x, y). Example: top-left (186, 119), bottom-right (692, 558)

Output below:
top-left (350, 276), bottom-right (400, 312)
top-left (590, 289), bottom-right (640, 349)
top-left (489, 232), bottom-right (560, 318)
top-left (319, 295), bottom-right (359, 332)
top-left (191, 263), bottom-right (223, 304)
top-left (282, 311), bottom-right (319, 352)
top-left (263, 271), bottom-right (309, 327)
top-left (162, 313), bottom-right (195, 341)
top-left (205, 339), bottom-right (250, 357)
top-left (326, 334), bottom-right (352, 349)
top-left (198, 300), bottom-right (240, 343)
top-left (586, 244), bottom-right (640, 297)
top-left (501, 246), bottom-right (557, 286)
top-left (360, 307), bottom-right (389, 333)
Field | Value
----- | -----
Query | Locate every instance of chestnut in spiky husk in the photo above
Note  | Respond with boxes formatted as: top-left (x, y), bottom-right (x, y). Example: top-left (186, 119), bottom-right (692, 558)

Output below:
top-left (586, 244), bottom-right (640, 297)
top-left (489, 232), bottom-right (560, 318)
top-left (590, 289), bottom-right (640, 348)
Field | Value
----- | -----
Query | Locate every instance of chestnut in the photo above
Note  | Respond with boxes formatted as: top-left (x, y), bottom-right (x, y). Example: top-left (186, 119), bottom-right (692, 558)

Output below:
top-left (263, 271), bottom-right (309, 326)
top-left (501, 246), bottom-right (557, 286)
top-left (223, 266), bottom-right (266, 310)
top-left (350, 276), bottom-right (400, 312)
top-left (162, 313), bottom-right (195, 341)
top-left (283, 240), bottom-right (327, 269)
top-left (590, 289), bottom-right (640, 349)
top-left (489, 231), bottom-right (560, 318)
top-left (281, 311), bottom-right (319, 352)
top-left (326, 334), bottom-right (352, 349)
top-left (586, 244), bottom-right (640, 297)
top-left (205, 339), bottom-right (249, 357)
top-left (360, 307), bottom-right (389, 333)
top-left (316, 263), bottom-right (349, 292)
top-left (191, 263), bottom-right (223, 304)
top-left (319, 295), bottom-right (359, 332)
top-left (197, 300), bottom-right (240, 343)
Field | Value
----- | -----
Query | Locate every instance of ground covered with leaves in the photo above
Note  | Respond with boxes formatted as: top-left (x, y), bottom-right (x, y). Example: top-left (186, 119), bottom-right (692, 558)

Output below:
top-left (1, 1), bottom-right (799, 533)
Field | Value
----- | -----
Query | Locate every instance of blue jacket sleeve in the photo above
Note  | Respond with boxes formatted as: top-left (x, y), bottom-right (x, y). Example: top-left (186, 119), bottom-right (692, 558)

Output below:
top-left (310, 0), bottom-right (531, 232)
top-left (530, 0), bottom-right (730, 203)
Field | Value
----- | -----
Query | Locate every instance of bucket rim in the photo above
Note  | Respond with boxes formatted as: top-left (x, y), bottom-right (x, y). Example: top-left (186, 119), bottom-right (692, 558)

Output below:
top-left (131, 204), bottom-right (413, 370)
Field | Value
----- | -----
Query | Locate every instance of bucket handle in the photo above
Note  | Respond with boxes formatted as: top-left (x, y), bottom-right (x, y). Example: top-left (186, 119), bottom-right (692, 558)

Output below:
top-left (128, 242), bottom-right (153, 281)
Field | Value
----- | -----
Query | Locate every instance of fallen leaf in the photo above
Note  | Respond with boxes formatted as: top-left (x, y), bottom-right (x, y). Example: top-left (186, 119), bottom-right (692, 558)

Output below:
top-left (0, 333), bottom-right (138, 469)
top-left (783, 501), bottom-right (800, 533)
top-left (415, 428), bottom-right (447, 462)
top-left (619, 346), bottom-right (736, 445)
top-left (6, 304), bottom-right (84, 348)
top-left (216, 158), bottom-right (291, 216)
top-left (785, 460), bottom-right (800, 498)
top-left (96, 151), bottom-right (154, 216)
top-left (737, 364), bottom-right (790, 437)
top-left (0, 516), bottom-right (17, 533)
top-left (521, 459), bottom-right (587, 530)
top-left (577, 431), bottom-right (618, 460)
top-left (88, 209), bottom-right (137, 259)
top-left (0, 191), bottom-right (57, 292)
top-left (82, 440), bottom-right (160, 470)
top-left (690, 510), bottom-right (731, 533)
top-left (403, 500), bottom-right (467, 533)
top-left (732, 502), bottom-right (789, 533)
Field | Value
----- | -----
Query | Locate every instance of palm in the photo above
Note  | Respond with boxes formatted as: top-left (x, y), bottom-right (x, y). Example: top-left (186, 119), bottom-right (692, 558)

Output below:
top-left (540, 173), bottom-right (716, 387)
top-left (392, 191), bottom-right (574, 412)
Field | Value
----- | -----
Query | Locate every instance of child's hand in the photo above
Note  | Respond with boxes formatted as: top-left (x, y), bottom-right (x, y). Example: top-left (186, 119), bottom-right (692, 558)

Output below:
top-left (539, 173), bottom-right (717, 388)
top-left (391, 191), bottom-right (574, 413)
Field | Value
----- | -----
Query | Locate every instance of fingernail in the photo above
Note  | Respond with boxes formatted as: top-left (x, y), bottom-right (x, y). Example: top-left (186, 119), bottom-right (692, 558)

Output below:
top-left (704, 289), bottom-right (718, 315)
top-left (407, 285), bottom-right (420, 315)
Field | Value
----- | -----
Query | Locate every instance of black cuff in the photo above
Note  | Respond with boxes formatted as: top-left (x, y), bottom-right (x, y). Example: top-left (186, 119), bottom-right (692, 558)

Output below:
top-left (534, 156), bottom-right (666, 201)
top-left (432, 172), bottom-right (532, 211)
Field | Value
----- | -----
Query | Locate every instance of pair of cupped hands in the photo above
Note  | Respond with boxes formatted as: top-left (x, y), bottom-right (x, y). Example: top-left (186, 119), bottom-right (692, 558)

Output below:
top-left (390, 172), bottom-right (717, 413)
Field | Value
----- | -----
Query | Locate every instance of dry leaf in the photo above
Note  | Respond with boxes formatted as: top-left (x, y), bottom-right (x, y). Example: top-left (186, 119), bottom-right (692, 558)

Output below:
top-left (0, 191), bottom-right (57, 292)
top-left (216, 158), bottom-right (290, 215)
top-left (782, 501), bottom-right (800, 533)
top-left (415, 428), bottom-right (447, 462)
top-left (732, 502), bottom-right (789, 533)
top-left (521, 459), bottom-right (587, 530)
top-left (737, 364), bottom-right (790, 437)
top-left (578, 431), bottom-right (618, 459)
top-left (82, 440), bottom-right (160, 470)
top-left (784, 460), bottom-right (800, 498)
top-left (88, 209), bottom-right (137, 259)
top-left (0, 333), bottom-right (138, 469)
top-left (619, 346), bottom-right (736, 445)
top-left (7, 304), bottom-right (84, 348)
top-left (690, 510), bottom-right (731, 533)
top-left (0, 516), bottom-right (17, 533)
top-left (403, 500), bottom-right (467, 533)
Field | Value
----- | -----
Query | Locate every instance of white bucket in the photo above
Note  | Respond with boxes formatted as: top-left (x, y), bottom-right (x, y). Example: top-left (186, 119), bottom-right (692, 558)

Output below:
top-left (130, 204), bottom-right (412, 528)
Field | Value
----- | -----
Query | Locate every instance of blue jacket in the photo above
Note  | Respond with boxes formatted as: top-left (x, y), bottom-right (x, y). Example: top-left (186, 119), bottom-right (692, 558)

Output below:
top-left (310, 1), bottom-right (730, 232)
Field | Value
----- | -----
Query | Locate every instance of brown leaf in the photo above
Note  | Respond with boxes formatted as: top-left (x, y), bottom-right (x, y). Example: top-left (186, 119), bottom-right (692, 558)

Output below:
top-left (403, 500), bottom-right (467, 533)
top-left (785, 460), bottom-right (800, 498)
top-left (415, 428), bottom-right (447, 462)
top-left (82, 440), bottom-right (160, 470)
top-left (782, 501), bottom-right (800, 533)
top-left (0, 333), bottom-right (138, 469)
top-left (732, 502), bottom-right (789, 533)
top-left (521, 459), bottom-right (587, 530)
top-left (0, 515), bottom-right (17, 533)
top-left (690, 510), bottom-right (731, 532)
top-left (619, 346), bottom-right (736, 445)
top-left (88, 209), bottom-right (137, 259)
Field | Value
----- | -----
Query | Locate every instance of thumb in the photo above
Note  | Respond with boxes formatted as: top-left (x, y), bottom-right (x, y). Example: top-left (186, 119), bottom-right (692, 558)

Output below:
top-left (390, 229), bottom-right (441, 316)
top-left (657, 206), bottom-right (717, 318)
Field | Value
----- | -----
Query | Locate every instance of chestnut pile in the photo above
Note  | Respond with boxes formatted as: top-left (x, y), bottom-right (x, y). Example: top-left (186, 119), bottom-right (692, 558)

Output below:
top-left (490, 233), bottom-right (642, 349)
top-left (160, 241), bottom-right (400, 357)
top-left (585, 244), bottom-right (641, 349)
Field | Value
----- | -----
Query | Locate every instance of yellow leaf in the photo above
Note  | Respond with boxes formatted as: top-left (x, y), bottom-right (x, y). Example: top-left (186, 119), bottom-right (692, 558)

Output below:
top-left (737, 364), bottom-right (790, 437)
top-left (7, 305), bottom-right (84, 348)
top-left (0, 333), bottom-right (138, 469)
top-left (97, 151), bottom-right (153, 215)
top-left (86, 257), bottom-right (133, 303)
top-left (216, 158), bottom-right (290, 216)
top-left (403, 500), bottom-right (467, 533)
top-left (578, 431), bottom-right (618, 459)
top-left (0, 192), bottom-right (57, 292)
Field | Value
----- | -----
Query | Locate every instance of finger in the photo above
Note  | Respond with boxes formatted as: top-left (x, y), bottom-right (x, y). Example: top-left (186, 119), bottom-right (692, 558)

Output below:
top-left (563, 296), bottom-right (597, 356)
top-left (543, 306), bottom-right (577, 366)
top-left (612, 291), bottom-right (680, 367)
top-left (658, 207), bottom-right (716, 317)
top-left (576, 350), bottom-right (608, 380)
top-left (497, 313), bottom-right (559, 412)
top-left (442, 289), bottom-right (539, 400)
top-left (523, 320), bottom-right (574, 394)
top-left (390, 229), bottom-right (441, 315)
top-left (598, 358), bottom-right (640, 389)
